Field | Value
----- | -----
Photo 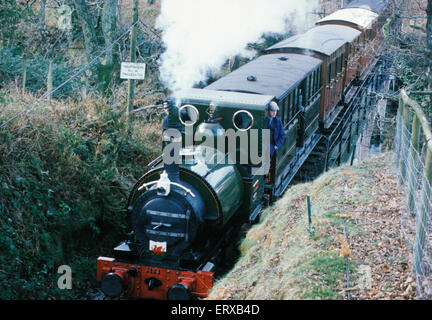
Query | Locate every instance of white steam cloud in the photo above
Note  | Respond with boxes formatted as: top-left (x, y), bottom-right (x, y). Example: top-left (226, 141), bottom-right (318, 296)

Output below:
top-left (156, 0), bottom-right (318, 99)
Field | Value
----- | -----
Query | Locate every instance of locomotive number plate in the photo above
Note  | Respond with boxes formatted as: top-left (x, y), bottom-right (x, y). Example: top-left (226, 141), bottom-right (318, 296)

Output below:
top-left (146, 267), bottom-right (161, 275)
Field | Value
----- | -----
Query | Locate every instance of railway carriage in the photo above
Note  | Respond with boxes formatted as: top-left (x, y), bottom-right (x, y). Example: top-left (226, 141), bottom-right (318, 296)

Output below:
top-left (315, 2), bottom-right (389, 86)
top-left (266, 25), bottom-right (361, 129)
top-left (315, 8), bottom-right (379, 85)
top-left (96, 0), bottom-right (391, 300)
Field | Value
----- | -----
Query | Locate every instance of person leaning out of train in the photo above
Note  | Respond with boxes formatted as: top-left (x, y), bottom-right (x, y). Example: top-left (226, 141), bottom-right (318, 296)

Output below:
top-left (265, 101), bottom-right (285, 158)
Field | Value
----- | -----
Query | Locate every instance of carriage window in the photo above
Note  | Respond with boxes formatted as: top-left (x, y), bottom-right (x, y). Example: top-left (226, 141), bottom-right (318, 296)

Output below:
top-left (233, 110), bottom-right (253, 131)
top-left (279, 99), bottom-right (284, 124)
top-left (332, 58), bottom-right (338, 79)
top-left (314, 69), bottom-right (318, 92)
top-left (335, 57), bottom-right (339, 75)
top-left (301, 80), bottom-right (307, 106)
top-left (333, 60), bottom-right (337, 78)
top-left (179, 104), bottom-right (199, 125)
top-left (327, 64), bottom-right (331, 84)
top-left (337, 55), bottom-right (342, 74)
top-left (284, 97), bottom-right (289, 123)
top-left (314, 69), bottom-right (319, 93)
top-left (279, 98), bottom-right (284, 124)
top-left (309, 75), bottom-right (314, 101)
top-left (341, 52), bottom-right (345, 71)
top-left (292, 89), bottom-right (297, 112)
top-left (289, 92), bottom-right (294, 119)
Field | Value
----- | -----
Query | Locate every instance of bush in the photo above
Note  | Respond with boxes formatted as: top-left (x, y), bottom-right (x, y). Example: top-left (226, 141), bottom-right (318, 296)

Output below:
top-left (0, 94), bottom-right (161, 299)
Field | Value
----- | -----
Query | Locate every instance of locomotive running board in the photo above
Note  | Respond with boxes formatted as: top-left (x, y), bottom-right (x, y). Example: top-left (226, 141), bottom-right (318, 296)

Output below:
top-left (274, 133), bottom-right (322, 198)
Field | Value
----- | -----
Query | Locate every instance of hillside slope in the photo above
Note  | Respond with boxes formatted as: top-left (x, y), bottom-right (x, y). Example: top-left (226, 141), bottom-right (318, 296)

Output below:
top-left (0, 90), bottom-right (162, 299)
top-left (208, 153), bottom-right (416, 300)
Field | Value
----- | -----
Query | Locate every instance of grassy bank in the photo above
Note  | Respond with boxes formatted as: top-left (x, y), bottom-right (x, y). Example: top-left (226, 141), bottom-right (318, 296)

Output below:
top-left (208, 153), bottom-right (415, 300)
top-left (0, 88), bottom-right (161, 299)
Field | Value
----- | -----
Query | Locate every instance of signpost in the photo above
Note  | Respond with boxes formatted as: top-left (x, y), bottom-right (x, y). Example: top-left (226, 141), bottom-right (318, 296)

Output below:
top-left (120, 62), bottom-right (146, 80)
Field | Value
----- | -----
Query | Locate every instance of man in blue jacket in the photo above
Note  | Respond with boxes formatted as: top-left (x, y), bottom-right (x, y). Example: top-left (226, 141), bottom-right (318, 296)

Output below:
top-left (265, 101), bottom-right (285, 158)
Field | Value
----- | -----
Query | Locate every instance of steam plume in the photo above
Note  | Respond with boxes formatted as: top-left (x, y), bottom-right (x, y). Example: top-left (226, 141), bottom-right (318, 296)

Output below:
top-left (156, 0), bottom-right (318, 100)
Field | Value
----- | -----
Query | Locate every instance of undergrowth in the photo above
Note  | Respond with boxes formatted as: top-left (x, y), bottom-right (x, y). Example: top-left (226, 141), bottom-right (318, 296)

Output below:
top-left (0, 89), bottom-right (161, 299)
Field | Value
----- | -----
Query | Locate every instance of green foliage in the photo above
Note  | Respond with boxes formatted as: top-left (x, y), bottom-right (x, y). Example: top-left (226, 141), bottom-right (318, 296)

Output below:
top-left (0, 96), bottom-right (160, 299)
top-left (0, 1), bottom-right (32, 47)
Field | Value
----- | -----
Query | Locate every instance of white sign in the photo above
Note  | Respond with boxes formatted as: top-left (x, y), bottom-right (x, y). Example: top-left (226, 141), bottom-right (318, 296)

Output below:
top-left (120, 62), bottom-right (146, 80)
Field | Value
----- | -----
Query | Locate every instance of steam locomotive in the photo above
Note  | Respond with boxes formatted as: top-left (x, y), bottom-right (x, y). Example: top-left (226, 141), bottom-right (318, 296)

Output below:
top-left (97, 0), bottom-right (390, 299)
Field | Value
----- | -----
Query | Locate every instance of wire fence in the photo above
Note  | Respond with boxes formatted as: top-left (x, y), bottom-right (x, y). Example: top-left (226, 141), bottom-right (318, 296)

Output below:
top-left (394, 89), bottom-right (432, 299)
top-left (0, 13), bottom-right (164, 130)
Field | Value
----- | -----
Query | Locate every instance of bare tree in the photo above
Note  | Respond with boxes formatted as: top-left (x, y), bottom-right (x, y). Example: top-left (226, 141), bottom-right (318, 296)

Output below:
top-left (71, 0), bottom-right (101, 62)
top-left (39, 0), bottom-right (46, 28)
top-left (70, 0), bottom-right (118, 92)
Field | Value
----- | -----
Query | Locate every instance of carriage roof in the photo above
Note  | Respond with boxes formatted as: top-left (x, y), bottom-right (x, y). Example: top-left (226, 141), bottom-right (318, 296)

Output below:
top-left (177, 88), bottom-right (274, 110)
top-left (266, 25), bottom-right (361, 57)
top-left (316, 8), bottom-right (379, 30)
top-left (205, 53), bottom-right (321, 100)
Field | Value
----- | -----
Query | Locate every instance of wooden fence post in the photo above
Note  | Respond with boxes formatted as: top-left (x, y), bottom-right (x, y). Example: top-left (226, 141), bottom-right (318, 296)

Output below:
top-left (22, 54), bottom-right (27, 97)
top-left (127, 0), bottom-right (139, 117)
top-left (408, 114), bottom-right (421, 215)
top-left (396, 96), bottom-right (403, 154)
top-left (399, 99), bottom-right (410, 184)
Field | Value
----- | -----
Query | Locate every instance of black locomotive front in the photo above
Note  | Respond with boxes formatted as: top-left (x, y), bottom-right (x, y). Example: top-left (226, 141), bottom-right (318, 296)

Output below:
top-left (130, 170), bottom-right (206, 268)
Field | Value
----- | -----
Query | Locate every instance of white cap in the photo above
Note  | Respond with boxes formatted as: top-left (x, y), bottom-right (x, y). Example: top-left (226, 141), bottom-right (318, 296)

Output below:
top-left (268, 101), bottom-right (279, 111)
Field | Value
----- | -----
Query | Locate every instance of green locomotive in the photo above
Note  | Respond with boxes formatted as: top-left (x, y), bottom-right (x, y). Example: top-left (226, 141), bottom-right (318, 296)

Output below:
top-left (96, 0), bottom-right (389, 300)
